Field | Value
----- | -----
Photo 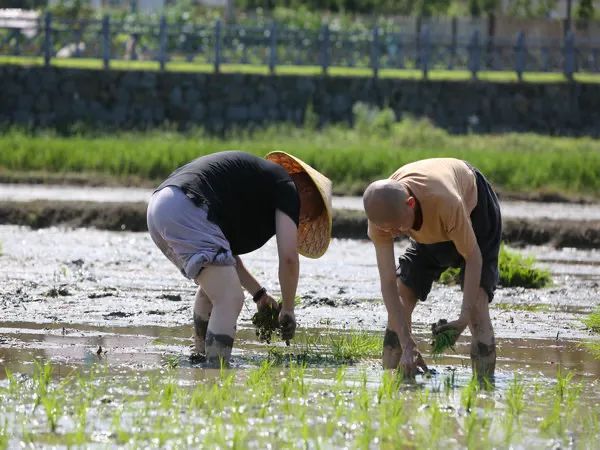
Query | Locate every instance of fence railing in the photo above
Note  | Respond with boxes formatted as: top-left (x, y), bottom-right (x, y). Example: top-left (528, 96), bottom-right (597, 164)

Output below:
top-left (1, 14), bottom-right (599, 80)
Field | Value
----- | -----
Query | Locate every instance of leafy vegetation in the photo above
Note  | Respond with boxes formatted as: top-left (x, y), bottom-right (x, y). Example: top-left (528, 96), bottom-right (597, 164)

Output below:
top-left (439, 244), bottom-right (552, 289)
top-left (2, 115), bottom-right (600, 198)
top-left (583, 306), bottom-right (600, 333)
top-left (267, 331), bottom-right (383, 364)
top-left (0, 360), bottom-right (596, 448)
top-left (498, 244), bottom-right (552, 288)
top-left (431, 328), bottom-right (459, 357)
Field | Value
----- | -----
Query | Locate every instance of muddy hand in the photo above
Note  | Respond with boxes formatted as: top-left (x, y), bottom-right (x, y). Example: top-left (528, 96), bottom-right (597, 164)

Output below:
top-left (278, 308), bottom-right (296, 342)
top-left (257, 294), bottom-right (280, 313)
top-left (399, 346), bottom-right (428, 379)
top-left (432, 318), bottom-right (467, 343)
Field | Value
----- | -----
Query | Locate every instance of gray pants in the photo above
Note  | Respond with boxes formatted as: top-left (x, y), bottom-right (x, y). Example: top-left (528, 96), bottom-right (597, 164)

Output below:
top-left (147, 186), bottom-right (236, 280)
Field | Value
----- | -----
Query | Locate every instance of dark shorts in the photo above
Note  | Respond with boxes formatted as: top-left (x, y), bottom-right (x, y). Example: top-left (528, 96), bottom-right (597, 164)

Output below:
top-left (396, 164), bottom-right (502, 302)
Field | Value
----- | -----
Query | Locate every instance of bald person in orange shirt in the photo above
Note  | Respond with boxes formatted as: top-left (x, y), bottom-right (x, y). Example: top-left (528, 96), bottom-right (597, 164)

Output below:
top-left (363, 158), bottom-right (501, 380)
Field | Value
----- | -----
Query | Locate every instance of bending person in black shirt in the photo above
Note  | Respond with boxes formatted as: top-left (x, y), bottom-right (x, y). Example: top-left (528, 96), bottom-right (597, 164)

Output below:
top-left (147, 151), bottom-right (332, 365)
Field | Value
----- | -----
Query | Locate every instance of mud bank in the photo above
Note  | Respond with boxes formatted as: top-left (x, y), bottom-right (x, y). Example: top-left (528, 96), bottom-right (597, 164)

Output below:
top-left (1, 200), bottom-right (599, 249)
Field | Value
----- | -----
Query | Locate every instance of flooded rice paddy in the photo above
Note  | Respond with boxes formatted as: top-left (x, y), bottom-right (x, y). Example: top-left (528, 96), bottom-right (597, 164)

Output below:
top-left (0, 224), bottom-right (599, 448)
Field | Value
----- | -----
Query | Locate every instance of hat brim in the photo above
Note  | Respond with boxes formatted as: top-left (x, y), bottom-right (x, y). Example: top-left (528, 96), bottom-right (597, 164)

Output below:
top-left (265, 151), bottom-right (332, 258)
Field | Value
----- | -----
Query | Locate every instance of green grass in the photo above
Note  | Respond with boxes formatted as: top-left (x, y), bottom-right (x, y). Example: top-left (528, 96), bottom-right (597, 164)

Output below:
top-left (439, 244), bottom-right (552, 289)
top-left (493, 302), bottom-right (551, 312)
top-left (4, 56), bottom-right (600, 83)
top-left (0, 360), bottom-right (596, 448)
top-left (2, 118), bottom-right (600, 197)
top-left (583, 306), bottom-right (600, 333)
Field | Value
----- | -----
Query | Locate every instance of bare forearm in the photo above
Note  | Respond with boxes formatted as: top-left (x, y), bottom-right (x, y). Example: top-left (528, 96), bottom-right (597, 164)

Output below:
top-left (234, 256), bottom-right (262, 295)
top-left (279, 255), bottom-right (299, 310)
top-left (381, 280), bottom-right (415, 350)
top-left (461, 252), bottom-right (483, 324)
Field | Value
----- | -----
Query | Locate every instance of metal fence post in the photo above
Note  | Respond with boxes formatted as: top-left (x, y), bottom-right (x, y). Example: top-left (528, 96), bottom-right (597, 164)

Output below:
top-left (449, 16), bottom-right (457, 69)
top-left (467, 30), bottom-right (480, 80)
top-left (159, 15), bottom-right (167, 71)
top-left (44, 12), bottom-right (52, 67)
top-left (102, 15), bottom-right (110, 70)
top-left (515, 31), bottom-right (526, 81)
top-left (214, 19), bottom-right (222, 73)
top-left (320, 24), bottom-right (330, 75)
top-left (269, 21), bottom-right (277, 75)
top-left (371, 25), bottom-right (379, 78)
top-left (564, 31), bottom-right (575, 81)
top-left (419, 25), bottom-right (430, 79)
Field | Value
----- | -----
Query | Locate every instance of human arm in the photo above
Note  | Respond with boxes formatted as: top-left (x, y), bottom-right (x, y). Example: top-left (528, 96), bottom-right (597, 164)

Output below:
top-left (433, 201), bottom-right (482, 340)
top-left (234, 256), bottom-right (279, 311)
top-left (370, 221), bottom-right (427, 376)
top-left (274, 209), bottom-right (300, 339)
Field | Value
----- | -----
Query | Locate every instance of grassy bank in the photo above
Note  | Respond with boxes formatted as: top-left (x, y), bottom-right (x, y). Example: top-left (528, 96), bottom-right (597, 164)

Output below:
top-left (4, 57), bottom-right (600, 83)
top-left (2, 119), bottom-right (600, 197)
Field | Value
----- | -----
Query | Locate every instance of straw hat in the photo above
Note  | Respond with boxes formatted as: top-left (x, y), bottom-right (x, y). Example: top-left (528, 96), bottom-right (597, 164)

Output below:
top-left (265, 151), bottom-right (332, 259)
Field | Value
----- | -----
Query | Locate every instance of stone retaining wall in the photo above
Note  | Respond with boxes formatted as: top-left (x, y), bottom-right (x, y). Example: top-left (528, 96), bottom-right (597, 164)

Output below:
top-left (1, 65), bottom-right (599, 135)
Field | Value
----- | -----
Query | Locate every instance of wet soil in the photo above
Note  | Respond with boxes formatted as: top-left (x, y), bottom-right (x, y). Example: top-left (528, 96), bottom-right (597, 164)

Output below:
top-left (1, 200), bottom-right (599, 248)
top-left (0, 224), bottom-right (598, 443)
top-left (1, 225), bottom-right (598, 342)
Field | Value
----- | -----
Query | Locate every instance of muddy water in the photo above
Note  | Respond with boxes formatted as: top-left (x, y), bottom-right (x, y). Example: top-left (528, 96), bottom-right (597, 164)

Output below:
top-left (2, 184), bottom-right (600, 221)
top-left (0, 225), bottom-right (599, 338)
top-left (0, 223), bottom-right (598, 370)
top-left (1, 224), bottom-right (599, 447)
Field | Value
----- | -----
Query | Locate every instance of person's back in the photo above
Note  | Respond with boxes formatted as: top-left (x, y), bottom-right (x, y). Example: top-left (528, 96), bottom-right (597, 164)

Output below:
top-left (156, 150), bottom-right (300, 255)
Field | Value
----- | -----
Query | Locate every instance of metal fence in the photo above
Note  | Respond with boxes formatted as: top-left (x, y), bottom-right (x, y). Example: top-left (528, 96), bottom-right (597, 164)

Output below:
top-left (1, 13), bottom-right (599, 79)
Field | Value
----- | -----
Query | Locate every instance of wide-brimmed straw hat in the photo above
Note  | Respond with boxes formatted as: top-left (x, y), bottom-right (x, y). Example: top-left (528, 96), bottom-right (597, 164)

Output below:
top-left (265, 151), bottom-right (332, 259)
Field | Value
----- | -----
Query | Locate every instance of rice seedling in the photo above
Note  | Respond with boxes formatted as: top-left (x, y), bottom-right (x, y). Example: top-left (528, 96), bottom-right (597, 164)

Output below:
top-left (329, 332), bottom-right (382, 361)
top-left (161, 354), bottom-right (180, 369)
top-left (0, 356), bottom-right (597, 448)
top-left (0, 420), bottom-right (8, 450)
top-left (498, 244), bottom-right (552, 288)
top-left (584, 341), bottom-right (600, 359)
top-left (251, 303), bottom-right (282, 344)
top-left (583, 306), bottom-right (600, 333)
top-left (494, 302), bottom-right (550, 312)
top-left (267, 331), bottom-right (382, 365)
top-left (431, 324), bottom-right (459, 358)
top-left (438, 244), bottom-right (552, 289)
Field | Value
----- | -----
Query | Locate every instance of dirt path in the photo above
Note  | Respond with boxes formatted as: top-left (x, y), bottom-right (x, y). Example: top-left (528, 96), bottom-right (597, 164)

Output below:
top-left (1, 200), bottom-right (599, 248)
top-left (3, 183), bottom-right (600, 221)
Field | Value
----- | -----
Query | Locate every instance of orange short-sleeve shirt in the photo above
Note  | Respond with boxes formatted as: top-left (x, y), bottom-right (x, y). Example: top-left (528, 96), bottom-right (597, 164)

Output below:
top-left (367, 158), bottom-right (478, 258)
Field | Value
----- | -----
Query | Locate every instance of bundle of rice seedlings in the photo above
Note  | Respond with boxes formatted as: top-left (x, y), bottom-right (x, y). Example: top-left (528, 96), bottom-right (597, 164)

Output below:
top-left (431, 319), bottom-right (459, 357)
top-left (251, 304), bottom-right (281, 344)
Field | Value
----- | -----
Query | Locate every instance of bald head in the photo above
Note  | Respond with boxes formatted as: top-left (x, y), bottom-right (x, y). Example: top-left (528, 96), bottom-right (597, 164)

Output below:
top-left (363, 179), bottom-right (410, 224)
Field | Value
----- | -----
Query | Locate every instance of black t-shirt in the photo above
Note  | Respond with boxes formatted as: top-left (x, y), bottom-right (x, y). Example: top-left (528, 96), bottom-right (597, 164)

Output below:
top-left (156, 151), bottom-right (300, 255)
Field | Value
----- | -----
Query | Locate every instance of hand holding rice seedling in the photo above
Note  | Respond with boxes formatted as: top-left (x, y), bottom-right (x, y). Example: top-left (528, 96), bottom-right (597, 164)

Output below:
top-left (251, 302), bottom-right (282, 344)
top-left (431, 319), bottom-right (460, 357)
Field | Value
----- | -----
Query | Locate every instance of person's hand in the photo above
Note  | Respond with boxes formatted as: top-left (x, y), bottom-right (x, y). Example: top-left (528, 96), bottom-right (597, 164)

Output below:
top-left (431, 318), bottom-right (468, 344)
top-left (278, 308), bottom-right (296, 341)
top-left (399, 344), bottom-right (428, 379)
top-left (256, 293), bottom-right (280, 313)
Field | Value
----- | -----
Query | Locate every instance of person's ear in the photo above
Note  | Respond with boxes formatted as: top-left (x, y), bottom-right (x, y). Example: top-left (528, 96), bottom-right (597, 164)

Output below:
top-left (407, 196), bottom-right (416, 209)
